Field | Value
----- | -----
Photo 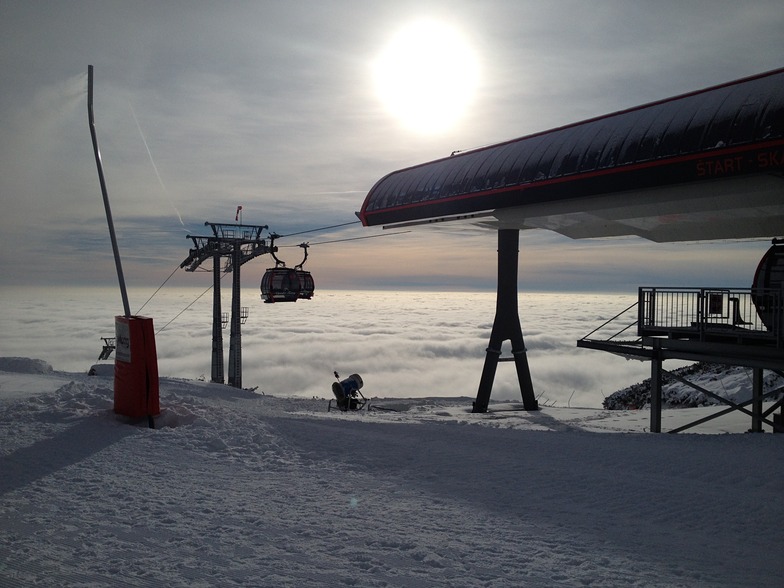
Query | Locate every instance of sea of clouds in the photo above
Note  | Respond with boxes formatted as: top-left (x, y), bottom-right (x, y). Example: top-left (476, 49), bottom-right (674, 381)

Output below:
top-left (0, 286), bottom-right (656, 408)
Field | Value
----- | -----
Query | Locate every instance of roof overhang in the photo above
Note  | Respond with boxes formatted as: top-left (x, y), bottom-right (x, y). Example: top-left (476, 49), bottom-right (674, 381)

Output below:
top-left (360, 68), bottom-right (784, 243)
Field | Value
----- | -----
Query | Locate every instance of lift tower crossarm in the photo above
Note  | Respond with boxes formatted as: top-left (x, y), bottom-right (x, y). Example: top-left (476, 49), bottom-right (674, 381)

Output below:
top-left (180, 236), bottom-right (230, 272)
top-left (179, 222), bottom-right (276, 273)
top-left (206, 221), bottom-right (268, 242)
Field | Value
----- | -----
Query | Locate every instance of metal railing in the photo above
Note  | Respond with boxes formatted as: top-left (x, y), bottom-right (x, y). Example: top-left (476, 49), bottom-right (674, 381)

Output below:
top-left (638, 287), bottom-right (783, 346)
top-left (579, 300), bottom-right (640, 345)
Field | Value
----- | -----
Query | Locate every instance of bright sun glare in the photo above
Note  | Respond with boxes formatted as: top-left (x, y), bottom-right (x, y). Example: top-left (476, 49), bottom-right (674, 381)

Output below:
top-left (373, 19), bottom-right (479, 134)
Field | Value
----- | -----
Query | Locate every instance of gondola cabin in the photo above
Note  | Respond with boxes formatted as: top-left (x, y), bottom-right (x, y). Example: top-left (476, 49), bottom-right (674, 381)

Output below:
top-left (260, 239), bottom-right (315, 303)
top-left (260, 267), bottom-right (300, 303)
top-left (260, 267), bottom-right (315, 303)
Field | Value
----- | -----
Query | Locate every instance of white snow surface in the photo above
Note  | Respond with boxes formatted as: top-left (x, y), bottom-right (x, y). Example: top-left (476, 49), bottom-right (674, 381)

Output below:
top-left (1, 358), bottom-right (782, 587)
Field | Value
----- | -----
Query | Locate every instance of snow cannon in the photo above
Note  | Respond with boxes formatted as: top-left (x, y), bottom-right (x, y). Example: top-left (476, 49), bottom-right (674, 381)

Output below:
top-left (329, 373), bottom-right (367, 412)
top-left (333, 373), bottom-right (363, 397)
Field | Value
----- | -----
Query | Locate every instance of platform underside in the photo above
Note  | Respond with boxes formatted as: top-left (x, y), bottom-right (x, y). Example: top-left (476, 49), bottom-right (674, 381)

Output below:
top-left (385, 174), bottom-right (784, 243)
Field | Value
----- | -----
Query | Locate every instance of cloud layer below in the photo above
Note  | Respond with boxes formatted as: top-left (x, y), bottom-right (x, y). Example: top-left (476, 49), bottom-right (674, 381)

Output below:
top-left (1, 286), bottom-right (660, 408)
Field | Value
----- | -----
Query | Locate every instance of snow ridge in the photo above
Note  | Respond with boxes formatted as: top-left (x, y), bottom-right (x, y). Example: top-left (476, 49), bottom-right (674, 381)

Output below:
top-left (0, 357), bottom-right (53, 374)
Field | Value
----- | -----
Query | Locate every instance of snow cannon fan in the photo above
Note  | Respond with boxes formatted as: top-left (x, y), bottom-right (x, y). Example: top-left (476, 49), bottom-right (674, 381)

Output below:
top-left (333, 372), bottom-right (363, 397)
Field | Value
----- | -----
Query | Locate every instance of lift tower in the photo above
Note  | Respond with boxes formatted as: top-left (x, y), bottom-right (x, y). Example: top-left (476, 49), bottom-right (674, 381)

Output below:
top-left (180, 222), bottom-right (273, 388)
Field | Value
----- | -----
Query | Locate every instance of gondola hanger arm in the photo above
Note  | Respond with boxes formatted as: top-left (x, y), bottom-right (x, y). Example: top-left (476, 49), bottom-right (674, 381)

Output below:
top-left (295, 243), bottom-right (309, 270)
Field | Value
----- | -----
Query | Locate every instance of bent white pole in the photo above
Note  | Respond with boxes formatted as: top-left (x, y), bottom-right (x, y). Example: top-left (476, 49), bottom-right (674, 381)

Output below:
top-left (88, 65), bottom-right (131, 318)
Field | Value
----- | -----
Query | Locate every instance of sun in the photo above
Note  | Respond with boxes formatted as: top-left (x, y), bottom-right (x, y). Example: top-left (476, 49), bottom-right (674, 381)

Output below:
top-left (373, 19), bottom-right (480, 134)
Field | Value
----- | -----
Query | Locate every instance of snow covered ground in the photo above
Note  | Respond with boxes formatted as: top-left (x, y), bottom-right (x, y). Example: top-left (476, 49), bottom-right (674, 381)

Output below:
top-left (1, 357), bottom-right (783, 587)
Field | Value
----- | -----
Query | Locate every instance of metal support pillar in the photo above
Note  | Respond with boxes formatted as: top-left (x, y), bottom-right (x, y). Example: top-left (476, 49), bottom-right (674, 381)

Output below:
top-left (473, 229), bottom-right (538, 413)
top-left (751, 367), bottom-right (764, 432)
top-left (650, 345), bottom-right (663, 433)
top-left (227, 246), bottom-right (242, 388)
top-left (211, 252), bottom-right (224, 384)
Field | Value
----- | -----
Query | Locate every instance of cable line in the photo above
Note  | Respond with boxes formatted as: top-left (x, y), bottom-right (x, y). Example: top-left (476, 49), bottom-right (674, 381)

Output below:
top-left (136, 264), bottom-right (181, 315)
top-left (142, 218), bottom-right (401, 331)
top-left (277, 220), bottom-right (360, 239)
top-left (279, 230), bottom-right (411, 247)
top-left (156, 281), bottom-right (218, 334)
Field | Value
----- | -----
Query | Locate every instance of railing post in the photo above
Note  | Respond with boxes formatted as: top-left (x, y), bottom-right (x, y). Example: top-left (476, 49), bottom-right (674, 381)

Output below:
top-left (649, 288), bottom-right (656, 328)
top-left (637, 287), bottom-right (644, 334)
top-left (697, 289), bottom-right (705, 341)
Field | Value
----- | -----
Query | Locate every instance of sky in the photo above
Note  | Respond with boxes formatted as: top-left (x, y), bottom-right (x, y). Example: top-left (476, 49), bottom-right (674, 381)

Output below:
top-left (1, 0), bottom-right (783, 292)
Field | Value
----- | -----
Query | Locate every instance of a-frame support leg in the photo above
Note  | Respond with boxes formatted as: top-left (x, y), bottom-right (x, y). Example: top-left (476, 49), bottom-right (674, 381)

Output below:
top-left (472, 229), bottom-right (538, 413)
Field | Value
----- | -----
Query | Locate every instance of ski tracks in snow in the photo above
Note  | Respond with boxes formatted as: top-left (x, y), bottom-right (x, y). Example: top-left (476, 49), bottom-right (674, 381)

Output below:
top-left (1, 372), bottom-right (782, 586)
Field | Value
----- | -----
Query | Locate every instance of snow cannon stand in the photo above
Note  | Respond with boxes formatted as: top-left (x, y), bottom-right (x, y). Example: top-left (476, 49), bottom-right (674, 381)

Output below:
top-left (114, 315), bottom-right (160, 428)
top-left (328, 373), bottom-right (368, 412)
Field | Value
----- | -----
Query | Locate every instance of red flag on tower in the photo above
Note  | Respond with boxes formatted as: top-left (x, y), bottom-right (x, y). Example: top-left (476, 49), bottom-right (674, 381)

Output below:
top-left (235, 205), bottom-right (243, 222)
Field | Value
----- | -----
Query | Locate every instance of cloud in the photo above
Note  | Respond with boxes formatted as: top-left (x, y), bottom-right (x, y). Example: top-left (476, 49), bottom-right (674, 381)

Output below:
top-left (2, 286), bottom-right (666, 410)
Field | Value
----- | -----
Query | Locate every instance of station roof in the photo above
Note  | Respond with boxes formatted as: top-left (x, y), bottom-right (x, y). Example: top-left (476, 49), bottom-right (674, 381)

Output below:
top-left (359, 67), bottom-right (784, 242)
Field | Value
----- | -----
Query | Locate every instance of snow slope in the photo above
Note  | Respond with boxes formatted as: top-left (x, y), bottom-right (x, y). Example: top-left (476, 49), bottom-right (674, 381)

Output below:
top-left (1, 358), bottom-right (782, 587)
top-left (604, 362), bottom-right (784, 410)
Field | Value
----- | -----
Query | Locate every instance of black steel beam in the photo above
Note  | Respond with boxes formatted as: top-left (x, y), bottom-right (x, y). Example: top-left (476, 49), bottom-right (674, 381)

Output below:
top-left (472, 230), bottom-right (538, 413)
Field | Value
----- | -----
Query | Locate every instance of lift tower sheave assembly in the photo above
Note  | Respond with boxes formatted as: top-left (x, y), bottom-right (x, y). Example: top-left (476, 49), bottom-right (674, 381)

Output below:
top-left (180, 222), bottom-right (273, 388)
